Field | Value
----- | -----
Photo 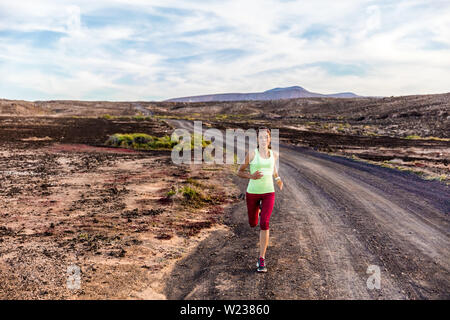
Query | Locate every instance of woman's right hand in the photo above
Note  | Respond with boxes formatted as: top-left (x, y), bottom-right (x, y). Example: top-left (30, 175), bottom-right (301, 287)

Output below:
top-left (250, 170), bottom-right (263, 180)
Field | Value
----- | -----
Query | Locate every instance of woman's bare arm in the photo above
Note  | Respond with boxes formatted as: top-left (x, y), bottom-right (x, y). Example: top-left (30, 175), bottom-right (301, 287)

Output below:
top-left (273, 151), bottom-right (280, 179)
top-left (237, 150), bottom-right (262, 180)
top-left (273, 151), bottom-right (283, 190)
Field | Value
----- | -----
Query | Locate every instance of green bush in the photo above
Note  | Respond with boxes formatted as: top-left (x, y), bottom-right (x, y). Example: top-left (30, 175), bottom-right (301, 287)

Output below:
top-left (181, 185), bottom-right (211, 208)
top-left (405, 135), bottom-right (422, 140)
top-left (105, 133), bottom-right (179, 150)
top-left (106, 132), bottom-right (212, 151)
top-left (100, 114), bottom-right (153, 121)
top-left (181, 186), bottom-right (197, 200)
top-left (185, 177), bottom-right (204, 188)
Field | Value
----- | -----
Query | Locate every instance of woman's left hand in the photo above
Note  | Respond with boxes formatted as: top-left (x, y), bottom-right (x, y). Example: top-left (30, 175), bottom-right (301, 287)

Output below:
top-left (276, 179), bottom-right (283, 191)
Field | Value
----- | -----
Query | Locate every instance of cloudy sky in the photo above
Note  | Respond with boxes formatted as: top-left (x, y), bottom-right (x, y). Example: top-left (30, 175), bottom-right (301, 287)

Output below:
top-left (0, 0), bottom-right (449, 101)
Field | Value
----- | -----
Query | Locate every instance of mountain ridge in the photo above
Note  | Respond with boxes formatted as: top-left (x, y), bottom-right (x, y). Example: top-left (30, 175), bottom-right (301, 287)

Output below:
top-left (165, 86), bottom-right (362, 102)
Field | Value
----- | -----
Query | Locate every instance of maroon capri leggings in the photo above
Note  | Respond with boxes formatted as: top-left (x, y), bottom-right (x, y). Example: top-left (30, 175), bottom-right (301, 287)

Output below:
top-left (245, 192), bottom-right (275, 230)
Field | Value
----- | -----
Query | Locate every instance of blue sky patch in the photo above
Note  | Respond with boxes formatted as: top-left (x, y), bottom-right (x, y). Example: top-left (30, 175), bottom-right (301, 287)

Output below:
top-left (307, 62), bottom-right (368, 76)
top-left (0, 30), bottom-right (64, 48)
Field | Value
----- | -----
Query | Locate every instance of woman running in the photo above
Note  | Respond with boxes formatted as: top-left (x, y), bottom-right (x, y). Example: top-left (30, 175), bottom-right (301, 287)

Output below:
top-left (237, 127), bottom-right (283, 272)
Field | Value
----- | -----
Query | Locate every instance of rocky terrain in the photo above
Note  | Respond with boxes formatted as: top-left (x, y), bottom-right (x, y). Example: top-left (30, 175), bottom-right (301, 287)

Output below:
top-left (0, 116), bottom-right (240, 299)
top-left (1, 94), bottom-right (448, 183)
top-left (0, 92), bottom-right (448, 299)
top-left (158, 93), bottom-right (450, 183)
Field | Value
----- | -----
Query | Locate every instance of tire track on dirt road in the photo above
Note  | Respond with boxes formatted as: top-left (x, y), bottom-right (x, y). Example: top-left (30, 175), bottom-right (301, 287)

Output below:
top-left (162, 120), bottom-right (449, 299)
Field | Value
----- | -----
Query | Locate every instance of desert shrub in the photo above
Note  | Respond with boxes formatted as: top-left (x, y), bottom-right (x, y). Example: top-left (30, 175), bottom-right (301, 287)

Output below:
top-left (169, 132), bottom-right (212, 152)
top-left (404, 135), bottom-right (449, 141)
top-left (180, 185), bottom-right (211, 208)
top-left (185, 177), bottom-right (204, 188)
top-left (118, 134), bottom-right (135, 147)
top-left (105, 135), bottom-right (120, 146)
top-left (106, 131), bottom-right (212, 151)
top-left (405, 135), bottom-right (422, 140)
top-left (105, 133), bottom-right (179, 150)
top-left (149, 135), bottom-right (175, 149)
top-left (134, 135), bottom-right (151, 144)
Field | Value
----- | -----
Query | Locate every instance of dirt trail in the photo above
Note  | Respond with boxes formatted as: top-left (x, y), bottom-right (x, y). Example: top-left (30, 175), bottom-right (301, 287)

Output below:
top-left (163, 120), bottom-right (449, 300)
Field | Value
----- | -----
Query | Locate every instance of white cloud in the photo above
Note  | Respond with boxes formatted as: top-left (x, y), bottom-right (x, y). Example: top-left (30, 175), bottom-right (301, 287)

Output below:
top-left (365, 5), bottom-right (381, 32)
top-left (66, 5), bottom-right (82, 35)
top-left (0, 0), bottom-right (449, 100)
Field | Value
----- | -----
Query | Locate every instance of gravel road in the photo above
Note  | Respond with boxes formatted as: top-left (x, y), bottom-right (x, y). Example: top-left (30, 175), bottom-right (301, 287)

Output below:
top-left (163, 120), bottom-right (449, 299)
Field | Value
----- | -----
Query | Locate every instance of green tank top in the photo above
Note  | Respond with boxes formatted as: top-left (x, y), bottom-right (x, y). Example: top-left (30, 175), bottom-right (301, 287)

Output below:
top-left (246, 147), bottom-right (275, 194)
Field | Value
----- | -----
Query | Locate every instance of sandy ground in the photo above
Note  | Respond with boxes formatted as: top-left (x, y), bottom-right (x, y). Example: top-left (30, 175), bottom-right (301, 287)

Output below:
top-left (0, 117), bottom-right (241, 299)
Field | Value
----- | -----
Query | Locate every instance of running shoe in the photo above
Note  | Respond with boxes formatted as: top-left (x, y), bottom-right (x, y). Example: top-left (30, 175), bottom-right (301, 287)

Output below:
top-left (256, 256), bottom-right (267, 273)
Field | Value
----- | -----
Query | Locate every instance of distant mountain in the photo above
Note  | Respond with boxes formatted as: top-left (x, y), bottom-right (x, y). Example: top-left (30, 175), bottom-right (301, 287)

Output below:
top-left (164, 86), bottom-right (362, 102)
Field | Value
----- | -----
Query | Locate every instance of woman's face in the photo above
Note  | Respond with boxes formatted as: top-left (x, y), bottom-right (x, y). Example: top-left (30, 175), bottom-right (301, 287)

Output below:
top-left (258, 130), bottom-right (270, 148)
